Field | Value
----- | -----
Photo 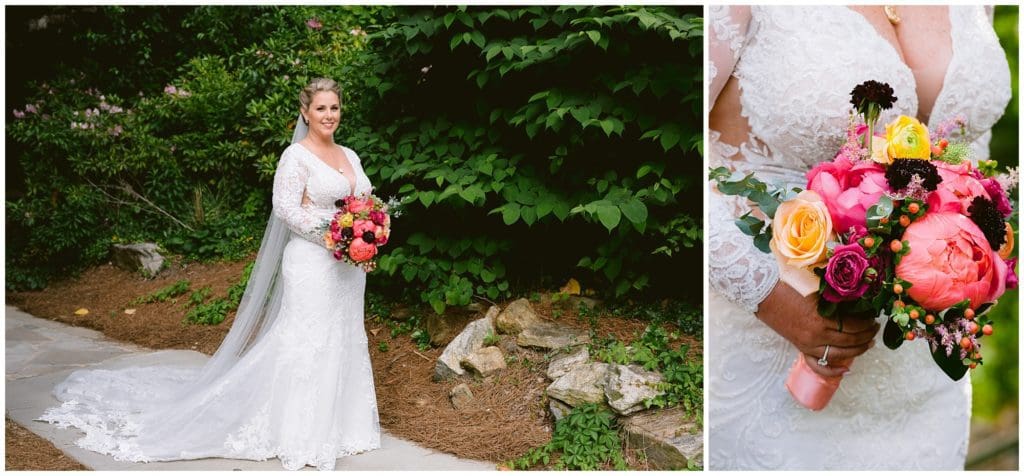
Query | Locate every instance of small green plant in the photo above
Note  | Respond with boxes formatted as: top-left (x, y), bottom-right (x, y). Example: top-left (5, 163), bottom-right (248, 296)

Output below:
top-left (552, 309), bottom-right (563, 320)
top-left (133, 279), bottom-right (191, 304)
top-left (378, 341), bottom-right (390, 352)
top-left (386, 314), bottom-right (431, 351)
top-left (188, 286), bottom-right (213, 306)
top-left (508, 403), bottom-right (627, 470)
top-left (483, 331), bottom-right (500, 347)
top-left (591, 325), bottom-right (703, 425)
top-left (183, 261), bottom-right (254, 326)
top-left (529, 291), bottom-right (542, 302)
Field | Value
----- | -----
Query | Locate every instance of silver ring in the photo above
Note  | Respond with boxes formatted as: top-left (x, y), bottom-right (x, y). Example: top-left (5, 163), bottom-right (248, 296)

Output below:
top-left (817, 345), bottom-right (831, 367)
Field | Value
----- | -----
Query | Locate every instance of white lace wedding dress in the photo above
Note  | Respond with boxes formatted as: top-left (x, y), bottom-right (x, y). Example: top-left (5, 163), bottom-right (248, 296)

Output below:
top-left (707, 5), bottom-right (1010, 470)
top-left (39, 143), bottom-right (381, 470)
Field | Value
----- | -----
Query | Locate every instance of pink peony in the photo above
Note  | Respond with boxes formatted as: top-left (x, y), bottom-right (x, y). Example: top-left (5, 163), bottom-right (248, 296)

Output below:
top-left (807, 155), bottom-right (889, 233)
top-left (348, 237), bottom-right (377, 262)
top-left (346, 196), bottom-right (373, 214)
top-left (896, 212), bottom-right (1007, 310)
top-left (353, 219), bottom-right (376, 238)
top-left (927, 161), bottom-right (990, 215)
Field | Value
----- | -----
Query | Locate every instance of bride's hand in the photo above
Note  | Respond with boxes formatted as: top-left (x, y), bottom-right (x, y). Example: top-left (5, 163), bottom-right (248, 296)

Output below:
top-left (756, 281), bottom-right (880, 377)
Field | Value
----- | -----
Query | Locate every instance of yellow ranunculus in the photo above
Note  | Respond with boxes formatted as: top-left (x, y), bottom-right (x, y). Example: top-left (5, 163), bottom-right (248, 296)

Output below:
top-left (870, 135), bottom-right (892, 164)
top-left (885, 115), bottom-right (931, 160)
top-left (771, 190), bottom-right (833, 268)
top-left (339, 213), bottom-right (354, 228)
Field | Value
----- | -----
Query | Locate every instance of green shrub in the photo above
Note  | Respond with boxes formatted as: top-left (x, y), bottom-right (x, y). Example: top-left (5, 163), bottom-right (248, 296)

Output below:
top-left (509, 403), bottom-right (627, 470)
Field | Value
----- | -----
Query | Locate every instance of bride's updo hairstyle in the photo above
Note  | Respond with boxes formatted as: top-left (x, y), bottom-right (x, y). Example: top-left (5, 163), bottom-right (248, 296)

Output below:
top-left (300, 78), bottom-right (342, 111)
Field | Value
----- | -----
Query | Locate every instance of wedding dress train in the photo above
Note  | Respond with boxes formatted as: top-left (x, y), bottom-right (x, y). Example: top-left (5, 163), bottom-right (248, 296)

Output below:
top-left (39, 143), bottom-right (381, 470)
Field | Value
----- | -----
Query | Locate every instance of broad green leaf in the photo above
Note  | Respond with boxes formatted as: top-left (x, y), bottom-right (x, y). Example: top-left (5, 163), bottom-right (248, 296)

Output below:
top-left (596, 204), bottom-right (621, 231)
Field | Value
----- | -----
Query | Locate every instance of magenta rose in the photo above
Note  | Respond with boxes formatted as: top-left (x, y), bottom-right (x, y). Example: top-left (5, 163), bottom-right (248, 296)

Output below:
top-left (1006, 257), bottom-right (1018, 289)
top-left (981, 178), bottom-right (1013, 218)
top-left (348, 237), bottom-right (378, 262)
top-left (896, 212), bottom-right (1007, 310)
top-left (332, 249), bottom-right (344, 260)
top-left (821, 243), bottom-right (873, 303)
top-left (369, 210), bottom-right (387, 226)
top-left (807, 155), bottom-right (889, 233)
top-left (927, 161), bottom-right (990, 215)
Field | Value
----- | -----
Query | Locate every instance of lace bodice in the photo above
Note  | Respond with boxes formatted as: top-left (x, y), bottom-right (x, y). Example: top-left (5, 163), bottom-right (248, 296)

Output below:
top-left (708, 5), bottom-right (1011, 311)
top-left (706, 6), bottom-right (1010, 470)
top-left (273, 143), bottom-right (373, 244)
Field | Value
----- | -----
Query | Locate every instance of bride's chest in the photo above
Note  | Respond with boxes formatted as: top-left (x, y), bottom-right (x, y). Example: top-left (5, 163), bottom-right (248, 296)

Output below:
top-left (734, 6), bottom-right (1009, 167)
top-left (299, 155), bottom-right (368, 207)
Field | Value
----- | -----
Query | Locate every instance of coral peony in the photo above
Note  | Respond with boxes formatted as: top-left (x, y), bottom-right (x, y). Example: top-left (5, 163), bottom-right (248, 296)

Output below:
top-left (895, 212), bottom-right (1007, 310)
top-left (345, 196), bottom-right (373, 214)
top-left (348, 237), bottom-right (377, 262)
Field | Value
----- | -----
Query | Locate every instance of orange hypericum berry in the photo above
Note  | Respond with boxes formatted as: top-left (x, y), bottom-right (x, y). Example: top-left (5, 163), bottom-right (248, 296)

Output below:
top-left (909, 310), bottom-right (920, 320)
top-left (880, 216), bottom-right (890, 224)
top-left (971, 352), bottom-right (981, 360)
top-left (969, 362), bottom-right (978, 369)
top-left (890, 240), bottom-right (903, 253)
top-left (893, 300), bottom-right (905, 309)
top-left (893, 284), bottom-right (904, 294)
top-left (899, 215), bottom-right (911, 227)
top-left (863, 237), bottom-right (875, 248)
top-left (905, 331), bottom-right (916, 341)
top-left (964, 309), bottom-right (975, 320)
top-left (983, 324), bottom-right (993, 336)
top-left (968, 322), bottom-right (980, 334)
top-left (924, 314), bottom-right (935, 325)
top-left (939, 139), bottom-right (949, 149)
top-left (931, 145), bottom-right (943, 157)
top-left (960, 337), bottom-right (973, 350)
top-left (907, 203), bottom-right (920, 214)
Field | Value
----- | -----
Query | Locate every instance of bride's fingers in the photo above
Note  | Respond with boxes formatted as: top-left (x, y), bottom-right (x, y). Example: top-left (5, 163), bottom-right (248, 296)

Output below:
top-left (802, 353), bottom-right (848, 378)
top-left (825, 318), bottom-right (877, 334)
top-left (811, 342), bottom-right (872, 362)
top-left (824, 326), bottom-right (879, 347)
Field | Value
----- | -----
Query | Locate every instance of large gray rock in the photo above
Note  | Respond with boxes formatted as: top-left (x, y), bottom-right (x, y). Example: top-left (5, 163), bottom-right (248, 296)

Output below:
top-left (461, 346), bottom-right (506, 377)
top-left (605, 364), bottom-right (665, 415)
top-left (545, 362), bottom-right (611, 407)
top-left (449, 383), bottom-right (475, 410)
top-left (546, 347), bottom-right (590, 380)
top-left (517, 323), bottom-right (590, 350)
top-left (495, 298), bottom-right (542, 335)
top-left (621, 406), bottom-right (702, 469)
top-left (111, 243), bottom-right (164, 277)
top-left (434, 314), bottom-right (495, 380)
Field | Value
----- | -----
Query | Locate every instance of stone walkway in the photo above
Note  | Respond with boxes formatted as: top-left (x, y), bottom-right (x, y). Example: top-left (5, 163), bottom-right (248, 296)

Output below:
top-left (5, 306), bottom-right (495, 471)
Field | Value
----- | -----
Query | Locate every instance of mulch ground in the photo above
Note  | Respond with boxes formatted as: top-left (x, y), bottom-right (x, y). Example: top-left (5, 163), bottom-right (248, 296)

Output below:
top-left (6, 258), bottom-right (698, 468)
top-left (6, 417), bottom-right (87, 470)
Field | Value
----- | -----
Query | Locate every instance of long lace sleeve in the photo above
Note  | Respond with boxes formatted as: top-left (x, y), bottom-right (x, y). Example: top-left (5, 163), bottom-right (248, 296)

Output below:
top-left (272, 150), bottom-right (326, 244)
top-left (708, 5), bottom-right (752, 107)
top-left (707, 134), bottom-right (780, 313)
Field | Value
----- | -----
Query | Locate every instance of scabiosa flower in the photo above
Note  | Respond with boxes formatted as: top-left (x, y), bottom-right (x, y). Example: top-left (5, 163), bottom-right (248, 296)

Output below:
top-left (850, 80), bottom-right (897, 112)
top-left (362, 231), bottom-right (376, 244)
top-left (885, 158), bottom-right (941, 192)
top-left (967, 197), bottom-right (1007, 251)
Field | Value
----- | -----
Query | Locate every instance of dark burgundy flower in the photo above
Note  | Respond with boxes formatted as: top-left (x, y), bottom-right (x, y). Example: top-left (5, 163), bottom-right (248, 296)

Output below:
top-left (885, 159), bottom-right (941, 191)
top-left (967, 197), bottom-right (1006, 250)
top-left (850, 80), bottom-right (897, 112)
top-left (362, 231), bottom-right (376, 244)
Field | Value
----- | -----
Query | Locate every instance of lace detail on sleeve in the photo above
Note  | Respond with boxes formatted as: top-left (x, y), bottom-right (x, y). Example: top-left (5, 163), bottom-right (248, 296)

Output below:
top-left (708, 5), bottom-right (752, 106)
top-left (272, 149), bottom-right (326, 245)
top-left (707, 131), bottom-right (780, 313)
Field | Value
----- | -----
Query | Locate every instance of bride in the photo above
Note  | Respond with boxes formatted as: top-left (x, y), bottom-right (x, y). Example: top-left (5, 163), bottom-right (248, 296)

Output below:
top-left (707, 5), bottom-right (1010, 470)
top-left (38, 78), bottom-right (381, 470)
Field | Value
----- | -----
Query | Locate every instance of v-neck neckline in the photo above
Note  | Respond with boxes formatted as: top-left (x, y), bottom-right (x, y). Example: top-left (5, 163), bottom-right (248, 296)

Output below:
top-left (839, 5), bottom-right (957, 125)
top-left (295, 142), bottom-right (358, 195)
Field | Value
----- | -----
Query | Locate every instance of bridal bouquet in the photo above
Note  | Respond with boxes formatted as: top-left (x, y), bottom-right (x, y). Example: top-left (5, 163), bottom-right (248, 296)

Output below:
top-left (321, 194), bottom-right (392, 272)
top-left (711, 80), bottom-right (1018, 410)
